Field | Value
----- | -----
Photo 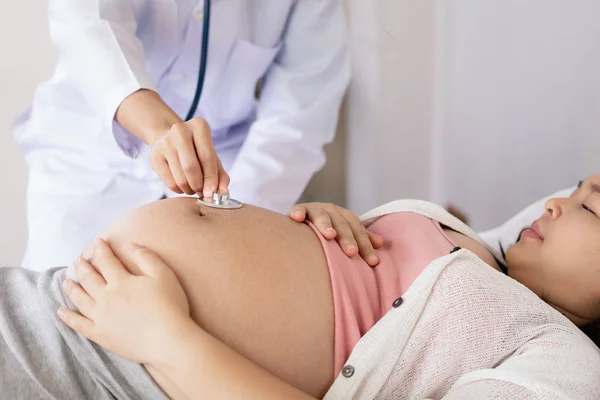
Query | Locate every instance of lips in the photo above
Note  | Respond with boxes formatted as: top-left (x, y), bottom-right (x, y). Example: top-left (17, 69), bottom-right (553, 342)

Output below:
top-left (530, 221), bottom-right (544, 240)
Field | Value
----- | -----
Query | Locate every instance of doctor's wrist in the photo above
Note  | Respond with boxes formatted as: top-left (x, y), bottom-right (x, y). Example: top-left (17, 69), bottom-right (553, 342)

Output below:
top-left (116, 89), bottom-right (183, 146)
top-left (143, 124), bottom-right (173, 147)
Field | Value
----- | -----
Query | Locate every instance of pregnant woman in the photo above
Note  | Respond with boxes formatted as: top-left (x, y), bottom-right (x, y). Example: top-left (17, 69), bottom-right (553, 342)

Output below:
top-left (3, 176), bottom-right (600, 399)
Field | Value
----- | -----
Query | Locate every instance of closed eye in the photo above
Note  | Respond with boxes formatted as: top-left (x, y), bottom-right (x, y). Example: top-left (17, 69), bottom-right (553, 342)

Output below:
top-left (582, 204), bottom-right (597, 216)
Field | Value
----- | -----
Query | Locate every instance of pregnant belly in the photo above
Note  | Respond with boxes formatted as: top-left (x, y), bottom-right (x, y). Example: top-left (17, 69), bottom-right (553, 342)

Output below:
top-left (88, 198), bottom-right (335, 397)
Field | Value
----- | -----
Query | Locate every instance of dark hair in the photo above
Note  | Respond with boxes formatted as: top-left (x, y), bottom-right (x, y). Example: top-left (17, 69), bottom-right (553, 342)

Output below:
top-left (581, 321), bottom-right (600, 347)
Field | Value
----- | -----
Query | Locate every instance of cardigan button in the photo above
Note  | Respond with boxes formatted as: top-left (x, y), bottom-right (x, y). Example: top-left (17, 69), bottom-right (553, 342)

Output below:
top-left (341, 365), bottom-right (355, 378)
top-left (392, 297), bottom-right (403, 308)
top-left (450, 246), bottom-right (462, 254)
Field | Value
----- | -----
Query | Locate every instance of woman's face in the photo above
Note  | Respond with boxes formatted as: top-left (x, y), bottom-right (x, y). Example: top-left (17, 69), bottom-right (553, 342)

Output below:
top-left (506, 173), bottom-right (600, 326)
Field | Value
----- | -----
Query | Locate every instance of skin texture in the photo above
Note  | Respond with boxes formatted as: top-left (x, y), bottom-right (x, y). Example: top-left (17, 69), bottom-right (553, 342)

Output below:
top-left (82, 198), bottom-right (335, 398)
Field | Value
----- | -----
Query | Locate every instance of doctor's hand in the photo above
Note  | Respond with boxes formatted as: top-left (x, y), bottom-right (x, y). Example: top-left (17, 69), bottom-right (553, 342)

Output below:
top-left (149, 118), bottom-right (230, 197)
top-left (57, 239), bottom-right (192, 366)
top-left (288, 203), bottom-right (384, 267)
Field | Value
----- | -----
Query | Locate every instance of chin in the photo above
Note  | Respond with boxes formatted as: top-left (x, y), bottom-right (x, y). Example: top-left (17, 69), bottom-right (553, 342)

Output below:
top-left (505, 239), bottom-right (543, 276)
top-left (505, 240), bottom-right (529, 270)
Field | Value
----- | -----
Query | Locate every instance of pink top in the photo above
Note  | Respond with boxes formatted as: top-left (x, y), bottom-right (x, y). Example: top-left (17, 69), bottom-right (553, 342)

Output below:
top-left (308, 212), bottom-right (457, 375)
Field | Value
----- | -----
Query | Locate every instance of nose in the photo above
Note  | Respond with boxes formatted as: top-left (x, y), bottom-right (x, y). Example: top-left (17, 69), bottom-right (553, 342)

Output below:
top-left (545, 197), bottom-right (565, 219)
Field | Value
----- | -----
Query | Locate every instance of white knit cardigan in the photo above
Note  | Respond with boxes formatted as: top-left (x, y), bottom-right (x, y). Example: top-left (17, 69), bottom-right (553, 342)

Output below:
top-left (323, 200), bottom-right (600, 400)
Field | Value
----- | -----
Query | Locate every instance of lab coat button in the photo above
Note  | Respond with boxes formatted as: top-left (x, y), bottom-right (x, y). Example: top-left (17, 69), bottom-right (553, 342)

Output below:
top-left (392, 297), bottom-right (403, 308)
top-left (341, 365), bottom-right (355, 378)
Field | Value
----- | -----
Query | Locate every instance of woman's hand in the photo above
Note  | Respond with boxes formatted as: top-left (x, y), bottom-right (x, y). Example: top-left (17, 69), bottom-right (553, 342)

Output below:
top-left (150, 118), bottom-right (230, 198)
top-left (57, 239), bottom-right (191, 366)
top-left (288, 203), bottom-right (384, 266)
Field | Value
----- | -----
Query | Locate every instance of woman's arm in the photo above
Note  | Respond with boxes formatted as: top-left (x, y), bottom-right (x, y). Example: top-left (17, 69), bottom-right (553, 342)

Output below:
top-left (157, 318), bottom-right (315, 400)
top-left (58, 239), bottom-right (316, 400)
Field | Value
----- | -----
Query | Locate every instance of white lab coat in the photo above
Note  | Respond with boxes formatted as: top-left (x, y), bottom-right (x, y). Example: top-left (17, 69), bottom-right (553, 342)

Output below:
top-left (15, 0), bottom-right (350, 270)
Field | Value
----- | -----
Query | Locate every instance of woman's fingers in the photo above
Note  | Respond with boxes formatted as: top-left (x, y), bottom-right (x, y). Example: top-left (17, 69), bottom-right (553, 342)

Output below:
top-left (288, 204), bottom-right (337, 240)
top-left (352, 227), bottom-right (379, 266)
top-left (57, 307), bottom-right (95, 340)
top-left (128, 244), bottom-right (172, 279)
top-left (334, 210), bottom-right (377, 266)
top-left (368, 231), bottom-right (384, 249)
top-left (74, 256), bottom-right (106, 298)
top-left (62, 279), bottom-right (95, 317)
top-left (306, 207), bottom-right (337, 240)
top-left (326, 211), bottom-right (359, 256)
top-left (288, 204), bottom-right (308, 222)
top-left (92, 239), bottom-right (130, 283)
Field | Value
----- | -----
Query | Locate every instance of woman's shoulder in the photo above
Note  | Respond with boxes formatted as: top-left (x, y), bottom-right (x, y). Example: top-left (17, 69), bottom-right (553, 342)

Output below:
top-left (361, 199), bottom-right (506, 266)
top-left (442, 228), bottom-right (501, 272)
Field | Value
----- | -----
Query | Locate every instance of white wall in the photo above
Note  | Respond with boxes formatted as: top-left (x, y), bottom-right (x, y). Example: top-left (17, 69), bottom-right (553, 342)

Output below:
top-left (344, 0), bottom-right (600, 230)
top-left (0, 1), bottom-right (56, 266)
top-left (439, 0), bottom-right (600, 230)
top-left (344, 0), bottom-right (440, 213)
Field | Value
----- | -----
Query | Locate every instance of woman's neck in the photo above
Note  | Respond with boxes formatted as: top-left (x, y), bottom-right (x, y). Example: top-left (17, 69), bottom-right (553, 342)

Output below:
top-left (547, 302), bottom-right (591, 327)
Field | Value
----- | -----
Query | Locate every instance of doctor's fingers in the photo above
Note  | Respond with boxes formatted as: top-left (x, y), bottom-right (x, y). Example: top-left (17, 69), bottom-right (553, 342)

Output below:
top-left (189, 120), bottom-right (220, 197)
top-left (175, 137), bottom-right (204, 194)
top-left (150, 152), bottom-right (183, 194)
top-left (216, 158), bottom-right (230, 194)
top-left (165, 151), bottom-right (195, 195)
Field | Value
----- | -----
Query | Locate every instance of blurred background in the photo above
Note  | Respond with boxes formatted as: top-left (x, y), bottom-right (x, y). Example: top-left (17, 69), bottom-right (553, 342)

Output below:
top-left (2, 0), bottom-right (600, 266)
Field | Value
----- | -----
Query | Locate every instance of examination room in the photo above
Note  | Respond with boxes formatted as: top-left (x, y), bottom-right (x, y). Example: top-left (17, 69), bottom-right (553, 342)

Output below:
top-left (1, 0), bottom-right (600, 398)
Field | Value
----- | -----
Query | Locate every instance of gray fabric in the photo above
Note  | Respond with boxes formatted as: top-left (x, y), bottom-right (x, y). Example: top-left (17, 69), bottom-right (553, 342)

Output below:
top-left (0, 266), bottom-right (168, 400)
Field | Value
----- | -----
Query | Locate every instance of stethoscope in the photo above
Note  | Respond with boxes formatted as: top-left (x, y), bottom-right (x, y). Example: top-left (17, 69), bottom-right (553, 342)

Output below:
top-left (188, 0), bottom-right (243, 210)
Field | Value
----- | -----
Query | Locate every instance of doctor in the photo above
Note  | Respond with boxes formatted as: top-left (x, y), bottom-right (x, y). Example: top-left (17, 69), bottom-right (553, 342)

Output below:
top-left (15, 0), bottom-right (350, 271)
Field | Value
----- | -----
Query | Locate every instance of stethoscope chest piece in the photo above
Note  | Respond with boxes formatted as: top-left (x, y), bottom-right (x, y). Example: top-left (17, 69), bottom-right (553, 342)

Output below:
top-left (197, 192), bottom-right (243, 209)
